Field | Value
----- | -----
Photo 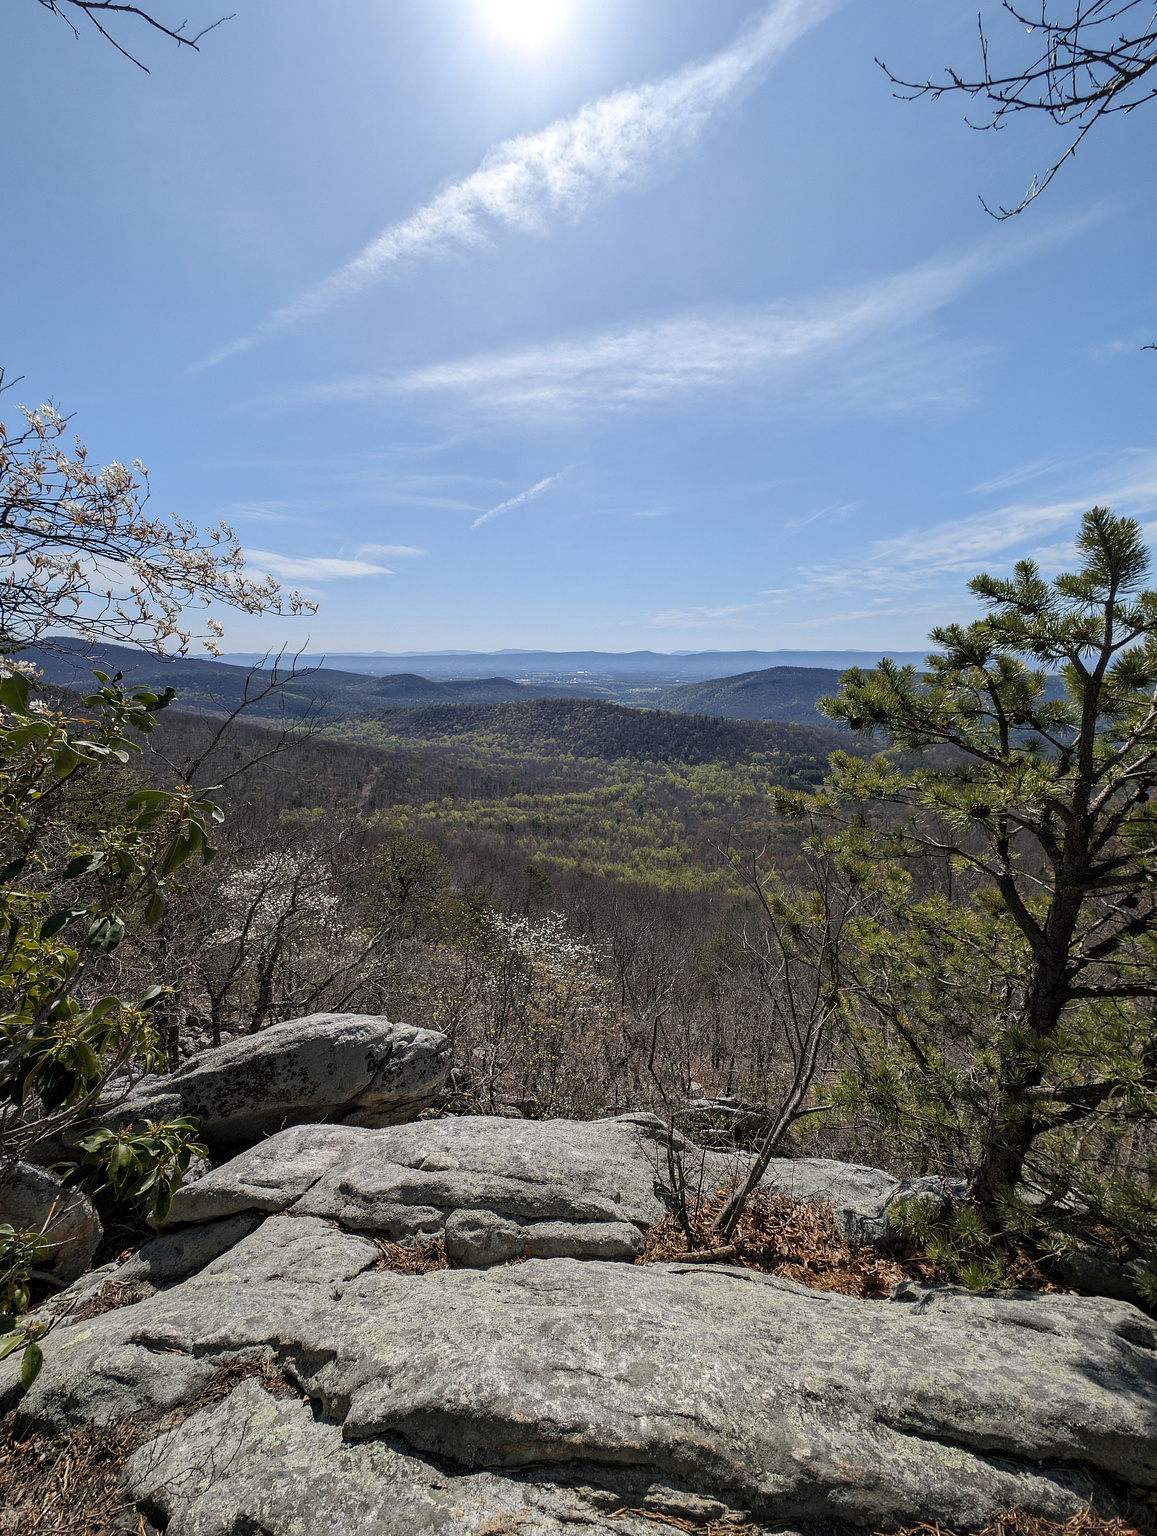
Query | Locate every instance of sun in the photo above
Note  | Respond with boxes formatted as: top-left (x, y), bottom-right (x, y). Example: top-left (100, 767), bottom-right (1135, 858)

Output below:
top-left (477, 0), bottom-right (572, 50)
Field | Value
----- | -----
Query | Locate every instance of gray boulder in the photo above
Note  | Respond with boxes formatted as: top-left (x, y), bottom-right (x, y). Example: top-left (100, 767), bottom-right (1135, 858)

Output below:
top-left (0, 1161), bottom-right (102, 1283)
top-left (6, 1214), bottom-right (1154, 1532)
top-left (1052, 1251), bottom-right (1150, 1307)
top-left (757, 1156), bottom-right (903, 1243)
top-left (755, 1160), bottom-right (969, 1245)
top-left (116, 1213), bottom-right (266, 1285)
top-left (91, 1013), bottom-right (449, 1150)
top-left (27, 1214), bottom-right (267, 1327)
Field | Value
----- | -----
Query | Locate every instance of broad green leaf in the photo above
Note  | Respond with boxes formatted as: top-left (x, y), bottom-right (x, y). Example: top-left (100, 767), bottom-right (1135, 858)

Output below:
top-left (79, 994), bottom-right (122, 1024)
top-left (50, 744), bottom-right (81, 777)
top-left (126, 789), bottom-right (175, 810)
top-left (21, 1342), bottom-right (43, 1390)
top-left (85, 914), bottom-right (126, 953)
top-left (0, 673), bottom-right (31, 711)
top-left (40, 907), bottom-right (87, 939)
top-left (159, 833), bottom-right (193, 877)
top-left (0, 1331), bottom-right (25, 1362)
top-left (63, 852), bottom-right (103, 880)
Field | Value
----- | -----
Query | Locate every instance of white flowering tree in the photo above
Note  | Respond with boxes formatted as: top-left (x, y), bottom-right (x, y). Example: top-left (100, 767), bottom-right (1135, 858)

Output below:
top-left (434, 911), bottom-right (620, 1118)
top-left (0, 381), bottom-right (314, 657)
top-left (0, 380), bottom-right (314, 1392)
top-left (198, 849), bottom-right (369, 1033)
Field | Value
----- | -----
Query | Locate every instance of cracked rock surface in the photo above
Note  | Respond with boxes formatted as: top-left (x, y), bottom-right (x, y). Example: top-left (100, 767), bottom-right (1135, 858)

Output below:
top-left (6, 1212), bottom-right (1155, 1533)
top-left (161, 1113), bottom-right (676, 1259)
top-left (126, 1375), bottom-right (759, 1536)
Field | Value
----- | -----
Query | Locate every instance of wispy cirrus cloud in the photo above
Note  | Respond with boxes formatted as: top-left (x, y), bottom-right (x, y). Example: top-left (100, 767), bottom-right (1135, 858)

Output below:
top-left (244, 549), bottom-right (394, 580)
top-left (802, 502), bottom-right (1087, 595)
top-left (784, 500), bottom-right (856, 530)
top-left (650, 602), bottom-right (762, 629)
top-left (195, 0), bottom-right (840, 369)
top-left (471, 468), bottom-right (574, 529)
top-left (289, 220), bottom-right (1094, 423)
top-left (357, 543), bottom-right (427, 558)
top-left (223, 500), bottom-right (305, 523)
top-left (800, 446), bottom-right (1157, 596)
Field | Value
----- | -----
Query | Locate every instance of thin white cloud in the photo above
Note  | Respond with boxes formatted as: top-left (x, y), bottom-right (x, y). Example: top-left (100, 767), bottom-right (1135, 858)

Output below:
top-left (650, 603), bottom-right (761, 629)
top-left (471, 468), bottom-right (573, 529)
top-left (224, 500), bottom-right (304, 523)
top-left (291, 219), bottom-right (1095, 422)
top-left (800, 446), bottom-right (1157, 596)
top-left (244, 549), bottom-right (394, 580)
top-left (195, 0), bottom-right (840, 368)
top-left (968, 457), bottom-right (1067, 495)
top-left (802, 502), bottom-right (1084, 594)
top-left (357, 543), bottom-right (428, 558)
top-left (785, 500), bottom-right (856, 530)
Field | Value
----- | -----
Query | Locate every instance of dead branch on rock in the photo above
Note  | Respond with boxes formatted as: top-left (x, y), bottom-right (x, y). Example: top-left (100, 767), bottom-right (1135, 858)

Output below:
top-left (642, 1184), bottom-right (908, 1298)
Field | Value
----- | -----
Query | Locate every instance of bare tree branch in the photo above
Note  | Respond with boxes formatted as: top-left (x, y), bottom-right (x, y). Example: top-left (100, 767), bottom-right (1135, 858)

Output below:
top-left (32, 0), bottom-right (233, 72)
top-left (143, 648), bottom-right (331, 793)
top-left (880, 1), bottom-right (1157, 217)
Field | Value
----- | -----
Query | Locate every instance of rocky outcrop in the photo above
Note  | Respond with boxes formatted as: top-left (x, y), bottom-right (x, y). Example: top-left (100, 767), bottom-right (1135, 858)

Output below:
top-left (1053, 1250), bottom-right (1149, 1308)
top-left (0, 1161), bottom-right (102, 1283)
top-left (159, 1113), bottom-right (670, 1260)
top-left (158, 1112), bottom-right (935, 1262)
top-left (7, 1213), bottom-right (1154, 1533)
top-left (73, 1013), bottom-right (450, 1152)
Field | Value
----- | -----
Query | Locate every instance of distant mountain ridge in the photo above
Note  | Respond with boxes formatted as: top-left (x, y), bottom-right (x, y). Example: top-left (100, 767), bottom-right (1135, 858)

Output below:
top-left (220, 647), bottom-right (932, 681)
top-left (18, 640), bottom-right (609, 719)
top-left (361, 673), bottom-right (600, 705)
top-left (22, 639), bottom-right (961, 731)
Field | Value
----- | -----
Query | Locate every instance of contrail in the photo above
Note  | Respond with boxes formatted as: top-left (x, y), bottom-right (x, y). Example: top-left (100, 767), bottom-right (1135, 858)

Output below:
top-left (194, 0), bottom-right (841, 370)
top-left (471, 469), bottom-right (573, 529)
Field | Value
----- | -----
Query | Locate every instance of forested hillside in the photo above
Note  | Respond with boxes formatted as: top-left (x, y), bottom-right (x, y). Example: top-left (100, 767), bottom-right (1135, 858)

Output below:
top-left (129, 696), bottom-right (857, 891)
top-left (656, 666), bottom-right (845, 724)
top-left (343, 696), bottom-right (850, 766)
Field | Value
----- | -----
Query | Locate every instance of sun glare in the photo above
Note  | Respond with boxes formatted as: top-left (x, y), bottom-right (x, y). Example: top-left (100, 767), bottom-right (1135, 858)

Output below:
top-left (477, 0), bottom-right (572, 50)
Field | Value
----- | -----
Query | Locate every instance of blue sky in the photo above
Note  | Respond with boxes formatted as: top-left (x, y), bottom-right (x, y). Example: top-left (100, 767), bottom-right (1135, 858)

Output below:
top-left (4, 0), bottom-right (1157, 656)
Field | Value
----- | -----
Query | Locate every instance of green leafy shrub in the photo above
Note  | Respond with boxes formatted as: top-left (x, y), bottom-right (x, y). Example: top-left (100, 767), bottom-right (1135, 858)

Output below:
top-left (0, 665), bottom-right (215, 1389)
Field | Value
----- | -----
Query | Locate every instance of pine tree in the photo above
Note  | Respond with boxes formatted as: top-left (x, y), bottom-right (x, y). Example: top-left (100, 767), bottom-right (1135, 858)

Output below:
top-left (781, 509), bottom-right (1157, 1282)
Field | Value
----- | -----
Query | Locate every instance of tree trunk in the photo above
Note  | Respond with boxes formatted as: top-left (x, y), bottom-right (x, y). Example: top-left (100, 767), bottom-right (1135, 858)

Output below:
top-left (967, 910), bottom-right (1077, 1219)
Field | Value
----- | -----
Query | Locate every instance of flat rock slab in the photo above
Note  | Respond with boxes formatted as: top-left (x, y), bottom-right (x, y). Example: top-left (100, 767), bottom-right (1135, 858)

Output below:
top-left (98, 1012), bottom-right (450, 1149)
top-left (127, 1376), bottom-right (749, 1536)
top-left (160, 1114), bottom-right (915, 1262)
top-left (127, 1376), bottom-right (757, 1536)
top-left (7, 1214), bottom-right (1155, 1531)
